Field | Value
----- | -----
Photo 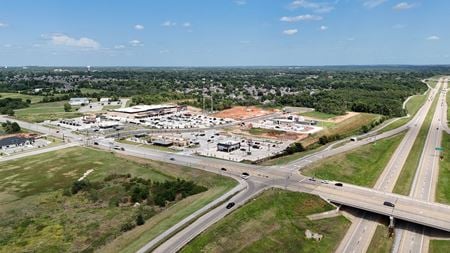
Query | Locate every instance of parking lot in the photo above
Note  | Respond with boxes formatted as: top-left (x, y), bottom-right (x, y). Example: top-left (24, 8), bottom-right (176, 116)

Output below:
top-left (127, 129), bottom-right (292, 162)
top-left (106, 112), bottom-right (235, 130)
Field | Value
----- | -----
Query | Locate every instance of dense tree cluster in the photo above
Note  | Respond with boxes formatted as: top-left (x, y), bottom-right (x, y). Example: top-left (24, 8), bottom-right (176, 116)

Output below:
top-left (1, 121), bottom-right (21, 134)
top-left (69, 174), bottom-right (207, 208)
top-left (0, 98), bottom-right (30, 115)
top-left (1, 66), bottom-right (446, 117)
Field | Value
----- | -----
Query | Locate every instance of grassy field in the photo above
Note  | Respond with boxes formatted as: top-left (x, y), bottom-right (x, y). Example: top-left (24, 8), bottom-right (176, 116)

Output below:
top-left (80, 88), bottom-right (106, 95)
top-left (260, 144), bottom-right (328, 166)
top-left (367, 224), bottom-right (394, 253)
top-left (0, 147), bottom-right (236, 253)
top-left (393, 88), bottom-right (439, 195)
top-left (0, 92), bottom-right (43, 104)
top-left (301, 113), bottom-right (382, 147)
top-left (447, 89), bottom-right (450, 122)
top-left (261, 113), bottom-right (381, 166)
top-left (381, 93), bottom-right (428, 133)
top-left (247, 127), bottom-right (286, 136)
top-left (14, 101), bottom-right (82, 122)
top-left (303, 132), bottom-right (405, 187)
top-left (436, 133), bottom-right (450, 204)
top-left (429, 240), bottom-right (450, 253)
top-left (118, 139), bottom-right (177, 153)
top-left (300, 111), bottom-right (337, 120)
top-left (181, 189), bottom-right (350, 253)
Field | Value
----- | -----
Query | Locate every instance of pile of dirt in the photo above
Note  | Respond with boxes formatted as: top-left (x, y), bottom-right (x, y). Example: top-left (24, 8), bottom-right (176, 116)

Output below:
top-left (213, 106), bottom-right (276, 120)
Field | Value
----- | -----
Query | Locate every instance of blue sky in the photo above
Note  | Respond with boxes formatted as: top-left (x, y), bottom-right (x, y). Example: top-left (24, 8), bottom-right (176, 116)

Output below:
top-left (0, 0), bottom-right (448, 66)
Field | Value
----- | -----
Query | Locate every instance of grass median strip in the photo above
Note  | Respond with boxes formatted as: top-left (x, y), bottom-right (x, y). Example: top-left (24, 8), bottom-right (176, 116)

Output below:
top-left (302, 132), bottom-right (405, 187)
top-left (429, 240), bottom-right (450, 253)
top-left (393, 87), bottom-right (440, 195)
top-left (181, 189), bottom-right (350, 253)
top-left (367, 224), bottom-right (394, 253)
top-left (436, 133), bottom-right (450, 204)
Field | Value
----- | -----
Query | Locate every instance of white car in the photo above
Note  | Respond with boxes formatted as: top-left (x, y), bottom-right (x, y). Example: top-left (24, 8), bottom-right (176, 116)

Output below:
top-left (241, 172), bottom-right (250, 180)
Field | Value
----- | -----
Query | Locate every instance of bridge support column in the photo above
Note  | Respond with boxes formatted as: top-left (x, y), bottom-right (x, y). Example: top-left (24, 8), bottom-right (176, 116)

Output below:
top-left (389, 216), bottom-right (395, 228)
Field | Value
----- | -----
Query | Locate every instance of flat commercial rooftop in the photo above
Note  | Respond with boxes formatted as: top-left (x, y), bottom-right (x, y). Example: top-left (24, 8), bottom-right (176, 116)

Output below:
top-left (113, 104), bottom-right (177, 113)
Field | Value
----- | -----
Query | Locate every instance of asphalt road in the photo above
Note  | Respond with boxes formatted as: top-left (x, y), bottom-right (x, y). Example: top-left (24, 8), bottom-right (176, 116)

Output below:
top-left (396, 78), bottom-right (448, 253)
top-left (336, 78), bottom-right (443, 253)
top-left (1, 83), bottom-right (450, 253)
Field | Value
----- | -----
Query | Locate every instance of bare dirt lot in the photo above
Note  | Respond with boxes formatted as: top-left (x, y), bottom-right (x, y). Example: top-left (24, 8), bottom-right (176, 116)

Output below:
top-left (213, 106), bottom-right (277, 120)
top-left (301, 111), bottom-right (360, 123)
top-left (327, 112), bottom-right (360, 123)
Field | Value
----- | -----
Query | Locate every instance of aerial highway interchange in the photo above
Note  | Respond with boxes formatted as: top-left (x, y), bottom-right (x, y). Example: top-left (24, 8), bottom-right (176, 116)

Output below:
top-left (1, 77), bottom-right (449, 253)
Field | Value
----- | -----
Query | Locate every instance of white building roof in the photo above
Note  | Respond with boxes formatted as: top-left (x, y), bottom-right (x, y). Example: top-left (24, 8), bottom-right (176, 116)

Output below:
top-left (113, 104), bottom-right (177, 113)
top-left (70, 97), bottom-right (89, 101)
top-left (218, 140), bottom-right (240, 146)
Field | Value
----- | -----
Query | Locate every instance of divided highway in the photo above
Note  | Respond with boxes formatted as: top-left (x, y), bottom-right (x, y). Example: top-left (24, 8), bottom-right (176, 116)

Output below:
top-left (396, 78), bottom-right (448, 253)
top-left (1, 79), bottom-right (449, 253)
top-left (336, 78), bottom-right (443, 253)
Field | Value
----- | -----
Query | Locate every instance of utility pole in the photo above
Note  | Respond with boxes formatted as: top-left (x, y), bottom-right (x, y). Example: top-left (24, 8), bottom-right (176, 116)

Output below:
top-left (210, 79), bottom-right (214, 112)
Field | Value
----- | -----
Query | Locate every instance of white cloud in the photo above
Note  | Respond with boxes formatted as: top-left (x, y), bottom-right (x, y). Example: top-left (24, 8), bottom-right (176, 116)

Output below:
top-left (315, 6), bottom-right (335, 13)
top-left (289, 1), bottom-right (334, 13)
top-left (0, 22), bottom-right (8, 28)
top-left (134, 24), bottom-right (144, 30)
top-left (347, 37), bottom-right (356, 41)
top-left (234, 0), bottom-right (247, 5)
top-left (162, 21), bottom-right (176, 27)
top-left (159, 49), bottom-right (170, 54)
top-left (129, 40), bottom-right (143, 47)
top-left (320, 25), bottom-right (328, 31)
top-left (363, 0), bottom-right (388, 9)
top-left (283, 29), bottom-right (298, 35)
top-left (182, 22), bottom-right (191, 28)
top-left (239, 40), bottom-right (251, 44)
top-left (3, 44), bottom-right (12, 48)
top-left (392, 24), bottom-right (406, 29)
top-left (114, 45), bottom-right (125, 49)
top-left (290, 0), bottom-right (320, 9)
top-left (49, 34), bottom-right (100, 49)
top-left (280, 14), bottom-right (323, 22)
top-left (393, 2), bottom-right (415, 10)
top-left (426, 35), bottom-right (440, 41)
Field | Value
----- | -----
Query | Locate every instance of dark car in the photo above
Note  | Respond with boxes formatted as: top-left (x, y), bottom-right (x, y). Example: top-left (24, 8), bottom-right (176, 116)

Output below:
top-left (334, 182), bottom-right (343, 187)
top-left (221, 167), bottom-right (227, 171)
top-left (226, 202), bottom-right (235, 209)
top-left (383, 201), bottom-right (395, 207)
top-left (169, 157), bottom-right (175, 161)
top-left (93, 142), bottom-right (99, 145)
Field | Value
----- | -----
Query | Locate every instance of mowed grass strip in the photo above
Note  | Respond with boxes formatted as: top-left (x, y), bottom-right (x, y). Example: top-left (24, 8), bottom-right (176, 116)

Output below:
top-left (367, 224), bottom-right (394, 253)
top-left (0, 92), bottom-right (43, 104)
top-left (302, 132), bottom-right (405, 187)
top-left (447, 88), bottom-right (450, 122)
top-left (393, 88), bottom-right (440, 195)
top-left (429, 240), bottom-right (450, 253)
top-left (14, 101), bottom-right (82, 122)
top-left (381, 92), bottom-right (428, 133)
top-left (262, 113), bottom-right (381, 166)
top-left (181, 189), bottom-right (350, 253)
top-left (436, 133), bottom-right (450, 204)
top-left (300, 111), bottom-right (337, 120)
top-left (301, 113), bottom-right (381, 147)
top-left (0, 147), bottom-right (236, 253)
